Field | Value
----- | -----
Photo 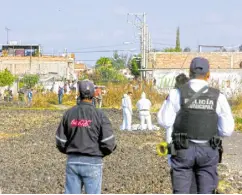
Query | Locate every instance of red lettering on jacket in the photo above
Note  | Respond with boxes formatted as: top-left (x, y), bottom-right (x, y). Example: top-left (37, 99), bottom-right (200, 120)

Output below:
top-left (71, 119), bottom-right (92, 127)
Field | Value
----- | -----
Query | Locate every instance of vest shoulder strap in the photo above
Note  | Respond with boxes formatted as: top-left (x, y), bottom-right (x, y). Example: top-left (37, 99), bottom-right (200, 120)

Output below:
top-left (184, 85), bottom-right (209, 108)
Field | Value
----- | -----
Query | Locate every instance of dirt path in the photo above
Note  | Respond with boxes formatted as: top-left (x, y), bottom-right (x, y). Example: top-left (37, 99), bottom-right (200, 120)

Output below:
top-left (221, 131), bottom-right (242, 171)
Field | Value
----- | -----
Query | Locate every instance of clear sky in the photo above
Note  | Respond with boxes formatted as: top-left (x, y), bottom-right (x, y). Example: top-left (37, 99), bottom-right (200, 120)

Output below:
top-left (1, 0), bottom-right (242, 66)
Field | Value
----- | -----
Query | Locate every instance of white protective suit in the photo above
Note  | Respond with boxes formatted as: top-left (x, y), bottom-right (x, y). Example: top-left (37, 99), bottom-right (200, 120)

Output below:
top-left (136, 92), bottom-right (152, 130)
top-left (121, 94), bottom-right (132, 130)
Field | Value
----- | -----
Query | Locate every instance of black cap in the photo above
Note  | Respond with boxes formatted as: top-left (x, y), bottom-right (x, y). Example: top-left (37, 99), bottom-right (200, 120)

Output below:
top-left (78, 79), bottom-right (95, 99)
top-left (190, 57), bottom-right (210, 76)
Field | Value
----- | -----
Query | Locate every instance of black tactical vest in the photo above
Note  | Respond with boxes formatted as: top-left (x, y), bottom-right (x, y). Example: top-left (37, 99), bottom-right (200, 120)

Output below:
top-left (173, 83), bottom-right (220, 140)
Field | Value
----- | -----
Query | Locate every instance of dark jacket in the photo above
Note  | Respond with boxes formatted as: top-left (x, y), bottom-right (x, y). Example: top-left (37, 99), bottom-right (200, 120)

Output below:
top-left (56, 101), bottom-right (116, 157)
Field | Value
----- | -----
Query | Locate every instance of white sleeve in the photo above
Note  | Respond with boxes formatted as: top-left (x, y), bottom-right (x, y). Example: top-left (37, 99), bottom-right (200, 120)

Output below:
top-left (128, 97), bottom-right (132, 112)
top-left (149, 100), bottom-right (152, 108)
top-left (166, 126), bottom-right (173, 144)
top-left (216, 93), bottom-right (234, 137)
top-left (157, 89), bottom-right (180, 129)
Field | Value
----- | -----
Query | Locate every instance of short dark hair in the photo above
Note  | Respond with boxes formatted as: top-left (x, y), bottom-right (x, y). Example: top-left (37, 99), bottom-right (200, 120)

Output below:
top-left (127, 92), bottom-right (133, 95)
top-left (175, 73), bottom-right (189, 88)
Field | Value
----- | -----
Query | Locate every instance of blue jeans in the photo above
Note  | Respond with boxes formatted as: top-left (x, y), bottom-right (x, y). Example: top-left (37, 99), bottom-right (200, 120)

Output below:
top-left (58, 95), bottom-right (63, 104)
top-left (65, 155), bottom-right (103, 194)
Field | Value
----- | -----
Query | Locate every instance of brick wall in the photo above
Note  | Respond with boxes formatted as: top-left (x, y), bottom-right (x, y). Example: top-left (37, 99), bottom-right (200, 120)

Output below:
top-left (0, 56), bottom-right (74, 78)
top-left (149, 52), bottom-right (242, 69)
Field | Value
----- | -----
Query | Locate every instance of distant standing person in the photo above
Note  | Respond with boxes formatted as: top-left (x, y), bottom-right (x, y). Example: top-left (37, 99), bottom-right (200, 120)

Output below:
top-left (9, 90), bottom-right (13, 101)
top-left (153, 78), bottom-right (156, 86)
top-left (58, 86), bottom-right (64, 104)
top-left (94, 87), bottom-right (102, 108)
top-left (56, 79), bottom-right (116, 194)
top-left (27, 89), bottom-right (33, 106)
top-left (136, 92), bottom-right (152, 130)
top-left (96, 87), bottom-right (103, 108)
top-left (121, 92), bottom-right (133, 131)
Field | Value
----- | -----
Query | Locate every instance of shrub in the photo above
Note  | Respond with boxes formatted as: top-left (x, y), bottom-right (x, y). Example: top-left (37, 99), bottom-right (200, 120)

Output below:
top-left (235, 117), bottom-right (242, 132)
top-left (102, 81), bottom-right (166, 111)
top-left (62, 92), bottom-right (76, 106)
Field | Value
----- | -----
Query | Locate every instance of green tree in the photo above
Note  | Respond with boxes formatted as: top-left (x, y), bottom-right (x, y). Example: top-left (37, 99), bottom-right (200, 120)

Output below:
top-left (21, 74), bottom-right (40, 89)
top-left (79, 70), bottom-right (90, 80)
top-left (175, 27), bottom-right (182, 52)
top-left (183, 47), bottom-right (191, 52)
top-left (163, 47), bottom-right (177, 52)
top-left (94, 65), bottom-right (127, 83)
top-left (0, 69), bottom-right (16, 87)
top-left (111, 51), bottom-right (127, 70)
top-left (162, 27), bottom-right (182, 52)
top-left (130, 56), bottom-right (141, 77)
top-left (33, 50), bottom-right (41, 57)
top-left (95, 57), bottom-right (112, 68)
top-left (239, 45), bottom-right (242, 52)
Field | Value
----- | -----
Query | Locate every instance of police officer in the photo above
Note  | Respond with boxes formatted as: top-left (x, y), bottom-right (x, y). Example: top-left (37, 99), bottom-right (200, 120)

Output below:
top-left (56, 79), bottom-right (116, 194)
top-left (159, 73), bottom-right (198, 193)
top-left (157, 57), bottom-right (234, 194)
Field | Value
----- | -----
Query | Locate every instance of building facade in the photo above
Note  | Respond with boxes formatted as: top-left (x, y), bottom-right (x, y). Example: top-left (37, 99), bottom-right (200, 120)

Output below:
top-left (0, 56), bottom-right (76, 95)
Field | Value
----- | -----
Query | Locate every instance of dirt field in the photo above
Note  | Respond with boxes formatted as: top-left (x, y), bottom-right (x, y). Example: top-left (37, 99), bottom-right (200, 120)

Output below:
top-left (0, 108), bottom-right (241, 194)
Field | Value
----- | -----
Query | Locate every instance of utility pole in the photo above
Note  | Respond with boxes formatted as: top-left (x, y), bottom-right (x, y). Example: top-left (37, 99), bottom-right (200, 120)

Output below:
top-left (127, 12), bottom-right (150, 86)
top-left (142, 13), bottom-right (146, 81)
top-left (5, 27), bottom-right (10, 44)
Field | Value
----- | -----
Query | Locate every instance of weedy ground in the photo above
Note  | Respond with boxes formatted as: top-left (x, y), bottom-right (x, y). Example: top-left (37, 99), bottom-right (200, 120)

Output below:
top-left (0, 108), bottom-right (242, 194)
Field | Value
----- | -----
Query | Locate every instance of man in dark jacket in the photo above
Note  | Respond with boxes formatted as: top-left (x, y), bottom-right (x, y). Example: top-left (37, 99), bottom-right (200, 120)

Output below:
top-left (56, 79), bottom-right (116, 194)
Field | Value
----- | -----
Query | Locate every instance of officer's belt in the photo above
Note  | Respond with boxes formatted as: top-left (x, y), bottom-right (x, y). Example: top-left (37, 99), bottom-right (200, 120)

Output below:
top-left (139, 109), bottom-right (149, 111)
top-left (188, 140), bottom-right (210, 147)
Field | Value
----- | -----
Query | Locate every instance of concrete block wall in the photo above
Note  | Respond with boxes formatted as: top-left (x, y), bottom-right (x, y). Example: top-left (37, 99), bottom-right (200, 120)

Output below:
top-left (149, 52), bottom-right (242, 69)
top-left (0, 56), bottom-right (74, 78)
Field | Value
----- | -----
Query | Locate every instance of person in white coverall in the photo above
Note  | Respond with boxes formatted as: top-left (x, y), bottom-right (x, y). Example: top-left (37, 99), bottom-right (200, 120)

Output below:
top-left (121, 92), bottom-right (133, 130)
top-left (136, 92), bottom-right (153, 130)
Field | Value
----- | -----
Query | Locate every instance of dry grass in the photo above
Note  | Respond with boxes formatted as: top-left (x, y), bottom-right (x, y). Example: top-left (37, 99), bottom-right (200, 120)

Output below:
top-left (62, 92), bottom-right (76, 106)
top-left (30, 82), bottom-right (166, 112)
top-left (32, 93), bottom-right (56, 107)
top-left (0, 133), bottom-right (23, 140)
top-left (230, 95), bottom-right (242, 132)
top-left (102, 81), bottom-right (166, 111)
top-left (25, 81), bottom-right (242, 132)
top-left (31, 92), bottom-right (76, 108)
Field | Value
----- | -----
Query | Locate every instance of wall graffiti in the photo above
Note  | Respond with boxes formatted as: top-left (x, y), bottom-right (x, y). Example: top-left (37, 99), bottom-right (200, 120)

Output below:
top-left (153, 70), bottom-right (242, 98)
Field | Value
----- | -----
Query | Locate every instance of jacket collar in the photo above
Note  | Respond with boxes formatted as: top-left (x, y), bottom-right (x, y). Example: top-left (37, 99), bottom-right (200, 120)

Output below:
top-left (79, 101), bottom-right (93, 106)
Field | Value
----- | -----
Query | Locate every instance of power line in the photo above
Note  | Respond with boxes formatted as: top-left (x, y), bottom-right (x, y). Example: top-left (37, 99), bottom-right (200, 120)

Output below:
top-left (153, 42), bottom-right (175, 46)
top-left (73, 43), bottom-right (138, 51)
top-left (42, 48), bottom-right (138, 55)
top-left (70, 49), bottom-right (137, 53)
top-left (77, 59), bottom-right (97, 61)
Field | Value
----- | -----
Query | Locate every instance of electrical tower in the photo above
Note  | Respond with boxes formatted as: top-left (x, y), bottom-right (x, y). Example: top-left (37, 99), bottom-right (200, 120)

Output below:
top-left (127, 13), bottom-right (152, 81)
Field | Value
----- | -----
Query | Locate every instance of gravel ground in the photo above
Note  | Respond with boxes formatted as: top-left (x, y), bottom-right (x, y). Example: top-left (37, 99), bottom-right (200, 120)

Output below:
top-left (0, 108), bottom-right (241, 194)
top-left (222, 131), bottom-right (242, 171)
